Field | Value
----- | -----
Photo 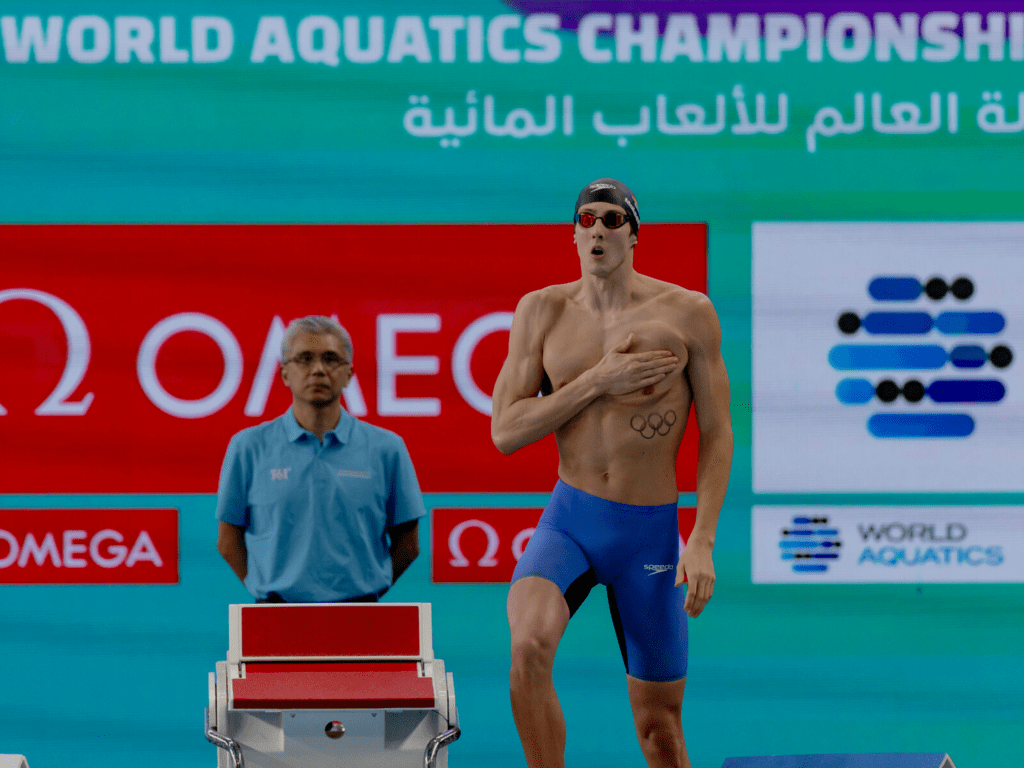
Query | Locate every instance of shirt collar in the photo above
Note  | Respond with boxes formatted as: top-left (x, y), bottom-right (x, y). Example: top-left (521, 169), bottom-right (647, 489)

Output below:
top-left (284, 406), bottom-right (355, 446)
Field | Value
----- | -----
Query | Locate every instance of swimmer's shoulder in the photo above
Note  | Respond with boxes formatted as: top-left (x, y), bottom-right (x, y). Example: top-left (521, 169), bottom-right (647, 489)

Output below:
top-left (648, 281), bottom-right (723, 350)
top-left (638, 274), bottom-right (712, 313)
top-left (514, 281), bottom-right (580, 328)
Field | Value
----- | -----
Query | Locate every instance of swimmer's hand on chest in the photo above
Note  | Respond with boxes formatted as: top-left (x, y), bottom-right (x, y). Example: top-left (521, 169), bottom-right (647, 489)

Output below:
top-left (589, 333), bottom-right (678, 396)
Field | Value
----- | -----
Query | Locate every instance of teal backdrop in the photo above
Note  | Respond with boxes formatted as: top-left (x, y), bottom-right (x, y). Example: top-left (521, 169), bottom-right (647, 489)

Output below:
top-left (1, 1), bottom-right (1022, 766)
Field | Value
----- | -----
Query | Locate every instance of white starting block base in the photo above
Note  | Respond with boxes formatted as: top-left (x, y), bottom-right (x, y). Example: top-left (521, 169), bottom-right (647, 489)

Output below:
top-left (0, 756), bottom-right (29, 768)
top-left (206, 603), bottom-right (459, 768)
top-left (220, 708), bottom-right (449, 768)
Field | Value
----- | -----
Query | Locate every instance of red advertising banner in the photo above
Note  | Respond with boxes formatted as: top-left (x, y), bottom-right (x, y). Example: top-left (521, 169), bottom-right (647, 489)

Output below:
top-left (431, 507), bottom-right (697, 583)
top-left (0, 224), bottom-right (706, 493)
top-left (0, 509), bottom-right (179, 584)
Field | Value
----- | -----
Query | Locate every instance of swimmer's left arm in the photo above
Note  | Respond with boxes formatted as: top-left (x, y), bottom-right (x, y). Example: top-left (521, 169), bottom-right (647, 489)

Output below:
top-left (675, 294), bottom-right (733, 618)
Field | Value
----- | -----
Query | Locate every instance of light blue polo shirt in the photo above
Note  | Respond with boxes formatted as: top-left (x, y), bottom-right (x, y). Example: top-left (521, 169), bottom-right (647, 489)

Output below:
top-left (216, 407), bottom-right (427, 602)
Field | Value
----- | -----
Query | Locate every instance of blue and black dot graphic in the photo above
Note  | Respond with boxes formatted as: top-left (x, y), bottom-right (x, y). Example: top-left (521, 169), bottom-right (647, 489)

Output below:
top-left (830, 344), bottom-right (1012, 370)
top-left (868, 275), bottom-right (975, 302)
top-left (830, 274), bottom-right (1011, 439)
top-left (836, 378), bottom-right (1006, 404)
top-left (778, 515), bottom-right (841, 573)
top-left (836, 311), bottom-right (1004, 336)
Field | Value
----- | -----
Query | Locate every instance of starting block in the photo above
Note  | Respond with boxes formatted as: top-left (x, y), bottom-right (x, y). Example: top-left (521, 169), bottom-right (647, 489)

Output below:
top-left (205, 603), bottom-right (459, 768)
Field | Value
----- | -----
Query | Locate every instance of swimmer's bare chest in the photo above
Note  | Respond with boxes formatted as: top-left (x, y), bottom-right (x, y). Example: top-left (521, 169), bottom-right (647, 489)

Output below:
top-left (541, 292), bottom-right (693, 505)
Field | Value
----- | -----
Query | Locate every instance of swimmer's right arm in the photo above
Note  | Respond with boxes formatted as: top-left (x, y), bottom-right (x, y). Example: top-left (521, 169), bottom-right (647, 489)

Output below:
top-left (491, 292), bottom-right (678, 454)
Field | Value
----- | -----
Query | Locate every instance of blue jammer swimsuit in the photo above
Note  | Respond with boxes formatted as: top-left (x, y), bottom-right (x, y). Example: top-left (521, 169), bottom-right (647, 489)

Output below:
top-left (512, 479), bottom-right (688, 682)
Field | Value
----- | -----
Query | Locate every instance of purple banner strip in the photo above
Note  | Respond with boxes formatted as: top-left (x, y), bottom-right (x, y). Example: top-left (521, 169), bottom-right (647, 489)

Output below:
top-left (505, 1), bottom-right (1020, 30)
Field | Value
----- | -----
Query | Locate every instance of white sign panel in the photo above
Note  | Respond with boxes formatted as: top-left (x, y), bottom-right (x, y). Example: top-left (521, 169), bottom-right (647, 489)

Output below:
top-left (753, 222), bottom-right (1024, 492)
top-left (752, 505), bottom-right (1024, 584)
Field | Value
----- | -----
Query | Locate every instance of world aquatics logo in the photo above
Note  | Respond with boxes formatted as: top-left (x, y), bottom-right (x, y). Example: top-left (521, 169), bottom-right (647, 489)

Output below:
top-left (753, 505), bottom-right (1024, 584)
top-left (777, 514), bottom-right (842, 574)
top-left (829, 274), bottom-right (1012, 439)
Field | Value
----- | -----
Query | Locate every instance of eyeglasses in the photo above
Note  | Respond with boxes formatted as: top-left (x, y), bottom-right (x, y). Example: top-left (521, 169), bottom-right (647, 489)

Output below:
top-left (575, 211), bottom-right (628, 229)
top-left (285, 352), bottom-right (350, 370)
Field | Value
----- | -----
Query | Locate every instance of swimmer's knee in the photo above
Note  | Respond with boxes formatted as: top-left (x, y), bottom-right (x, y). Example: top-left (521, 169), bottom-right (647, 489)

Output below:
top-left (627, 675), bottom-right (686, 727)
top-left (510, 631), bottom-right (558, 674)
top-left (632, 700), bottom-right (683, 732)
top-left (634, 722), bottom-right (688, 768)
top-left (507, 576), bottom-right (571, 684)
top-left (631, 702), bottom-right (684, 766)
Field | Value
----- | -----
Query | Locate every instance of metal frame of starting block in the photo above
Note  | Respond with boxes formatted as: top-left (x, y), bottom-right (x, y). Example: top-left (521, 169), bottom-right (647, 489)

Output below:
top-left (205, 602), bottom-right (459, 768)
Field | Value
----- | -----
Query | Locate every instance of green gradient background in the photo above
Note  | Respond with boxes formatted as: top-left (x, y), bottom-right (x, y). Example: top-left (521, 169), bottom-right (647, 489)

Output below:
top-left (1, 2), bottom-right (1022, 766)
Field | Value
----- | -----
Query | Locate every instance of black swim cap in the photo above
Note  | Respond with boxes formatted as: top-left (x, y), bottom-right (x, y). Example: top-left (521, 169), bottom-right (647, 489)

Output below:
top-left (574, 178), bottom-right (639, 234)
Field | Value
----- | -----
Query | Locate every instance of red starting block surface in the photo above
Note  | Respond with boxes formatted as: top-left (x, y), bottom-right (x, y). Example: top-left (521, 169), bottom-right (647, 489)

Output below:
top-left (232, 662), bottom-right (436, 710)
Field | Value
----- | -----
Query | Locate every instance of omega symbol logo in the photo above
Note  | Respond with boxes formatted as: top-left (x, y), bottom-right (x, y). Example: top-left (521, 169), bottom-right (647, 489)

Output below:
top-left (447, 520), bottom-right (535, 568)
top-left (0, 289), bottom-right (95, 416)
top-left (448, 520), bottom-right (501, 567)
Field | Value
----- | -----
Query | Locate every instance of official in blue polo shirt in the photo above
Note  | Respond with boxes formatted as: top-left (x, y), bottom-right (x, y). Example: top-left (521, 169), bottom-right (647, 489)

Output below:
top-left (216, 315), bottom-right (426, 603)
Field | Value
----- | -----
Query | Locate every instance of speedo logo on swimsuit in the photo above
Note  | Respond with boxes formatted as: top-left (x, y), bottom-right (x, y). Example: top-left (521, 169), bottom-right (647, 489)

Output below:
top-left (644, 564), bottom-right (675, 575)
top-left (337, 469), bottom-right (371, 479)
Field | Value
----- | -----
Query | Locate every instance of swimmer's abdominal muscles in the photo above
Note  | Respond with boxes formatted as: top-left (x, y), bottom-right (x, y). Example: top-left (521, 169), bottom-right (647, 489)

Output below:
top-left (592, 333), bottom-right (678, 396)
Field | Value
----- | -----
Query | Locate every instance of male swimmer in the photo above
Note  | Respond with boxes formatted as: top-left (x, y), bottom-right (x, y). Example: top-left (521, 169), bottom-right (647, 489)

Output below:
top-left (491, 178), bottom-right (733, 768)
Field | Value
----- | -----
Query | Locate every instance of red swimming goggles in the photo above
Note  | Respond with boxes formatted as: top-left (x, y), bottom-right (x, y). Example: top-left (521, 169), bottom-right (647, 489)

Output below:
top-left (574, 211), bottom-right (629, 229)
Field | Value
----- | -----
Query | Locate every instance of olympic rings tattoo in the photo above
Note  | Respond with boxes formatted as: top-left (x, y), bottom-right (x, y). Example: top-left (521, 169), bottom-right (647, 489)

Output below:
top-left (629, 410), bottom-right (677, 439)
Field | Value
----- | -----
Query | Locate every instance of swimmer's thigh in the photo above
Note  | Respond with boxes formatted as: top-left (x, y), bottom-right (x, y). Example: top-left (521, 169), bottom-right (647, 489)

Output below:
top-left (607, 532), bottom-right (688, 682)
top-left (511, 524), bottom-right (597, 617)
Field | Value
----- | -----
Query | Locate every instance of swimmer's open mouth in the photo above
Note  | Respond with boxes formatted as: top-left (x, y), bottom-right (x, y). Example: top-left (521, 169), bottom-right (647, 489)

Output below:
top-left (591, 246), bottom-right (604, 255)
